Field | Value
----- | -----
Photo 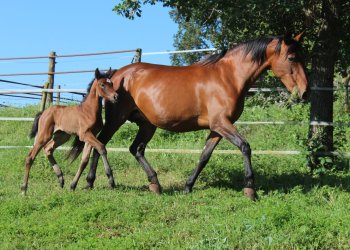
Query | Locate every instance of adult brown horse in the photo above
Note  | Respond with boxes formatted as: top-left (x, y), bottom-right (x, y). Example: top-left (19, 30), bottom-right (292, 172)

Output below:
top-left (80, 33), bottom-right (309, 200)
top-left (21, 69), bottom-right (117, 194)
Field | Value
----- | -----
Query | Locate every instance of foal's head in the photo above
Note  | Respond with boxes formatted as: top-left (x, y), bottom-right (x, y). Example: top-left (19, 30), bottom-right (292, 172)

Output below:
top-left (94, 68), bottom-right (118, 103)
top-left (268, 32), bottom-right (309, 100)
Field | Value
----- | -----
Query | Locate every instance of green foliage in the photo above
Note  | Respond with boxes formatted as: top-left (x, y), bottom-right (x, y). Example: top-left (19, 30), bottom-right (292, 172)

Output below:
top-left (113, 1), bottom-right (350, 70)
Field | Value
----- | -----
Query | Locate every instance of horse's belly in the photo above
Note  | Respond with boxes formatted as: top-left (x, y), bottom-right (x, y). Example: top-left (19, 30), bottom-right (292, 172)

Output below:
top-left (152, 116), bottom-right (209, 132)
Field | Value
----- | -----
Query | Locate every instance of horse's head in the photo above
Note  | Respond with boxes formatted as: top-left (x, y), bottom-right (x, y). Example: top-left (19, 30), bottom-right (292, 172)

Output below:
top-left (94, 68), bottom-right (118, 103)
top-left (268, 32), bottom-right (309, 100)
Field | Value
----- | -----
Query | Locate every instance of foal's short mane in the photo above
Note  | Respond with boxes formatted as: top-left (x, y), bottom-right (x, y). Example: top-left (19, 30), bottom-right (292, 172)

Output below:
top-left (81, 69), bottom-right (117, 103)
top-left (197, 36), bottom-right (300, 66)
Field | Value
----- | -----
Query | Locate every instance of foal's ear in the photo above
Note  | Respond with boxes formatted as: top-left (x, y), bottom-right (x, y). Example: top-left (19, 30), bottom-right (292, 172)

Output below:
top-left (95, 68), bottom-right (101, 79)
top-left (293, 31), bottom-right (305, 42)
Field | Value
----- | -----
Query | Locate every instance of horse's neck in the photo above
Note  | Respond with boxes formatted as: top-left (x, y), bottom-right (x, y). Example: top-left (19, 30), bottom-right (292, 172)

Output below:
top-left (229, 50), bottom-right (270, 86)
top-left (81, 85), bottom-right (102, 115)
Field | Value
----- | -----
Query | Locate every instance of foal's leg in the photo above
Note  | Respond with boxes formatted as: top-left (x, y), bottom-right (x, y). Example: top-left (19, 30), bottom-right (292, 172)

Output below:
top-left (70, 143), bottom-right (92, 190)
top-left (81, 132), bottom-right (116, 189)
top-left (212, 119), bottom-right (257, 200)
top-left (22, 135), bottom-right (52, 194)
top-left (129, 122), bottom-right (160, 194)
top-left (43, 131), bottom-right (71, 188)
top-left (86, 102), bottom-right (127, 189)
top-left (185, 131), bottom-right (222, 193)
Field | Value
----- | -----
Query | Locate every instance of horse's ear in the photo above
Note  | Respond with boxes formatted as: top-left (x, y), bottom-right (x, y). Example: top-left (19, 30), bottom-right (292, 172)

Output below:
top-left (283, 31), bottom-right (292, 41)
top-left (106, 67), bottom-right (112, 77)
top-left (294, 31), bottom-right (305, 42)
top-left (95, 68), bottom-right (101, 79)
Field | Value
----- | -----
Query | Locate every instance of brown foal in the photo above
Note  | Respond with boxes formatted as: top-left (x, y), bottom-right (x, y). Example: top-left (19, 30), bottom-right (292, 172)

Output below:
top-left (21, 68), bottom-right (117, 194)
top-left (86, 33), bottom-right (309, 200)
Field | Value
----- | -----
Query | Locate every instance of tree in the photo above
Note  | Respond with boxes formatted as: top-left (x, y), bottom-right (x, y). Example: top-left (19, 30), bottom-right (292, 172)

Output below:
top-left (113, 0), bottom-right (350, 170)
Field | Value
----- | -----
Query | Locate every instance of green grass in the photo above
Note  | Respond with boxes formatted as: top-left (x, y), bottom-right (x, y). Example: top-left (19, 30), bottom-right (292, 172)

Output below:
top-left (1, 101), bottom-right (350, 249)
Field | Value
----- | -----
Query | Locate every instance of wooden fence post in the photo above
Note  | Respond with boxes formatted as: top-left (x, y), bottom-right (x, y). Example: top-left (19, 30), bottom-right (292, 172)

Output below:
top-left (40, 82), bottom-right (49, 111)
top-left (56, 85), bottom-right (61, 105)
top-left (46, 51), bottom-right (56, 106)
top-left (133, 48), bottom-right (142, 63)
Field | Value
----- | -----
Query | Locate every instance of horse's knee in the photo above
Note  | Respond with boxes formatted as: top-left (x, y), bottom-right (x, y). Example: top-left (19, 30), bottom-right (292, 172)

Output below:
top-left (129, 143), bottom-right (146, 159)
top-left (241, 142), bottom-right (251, 156)
top-left (97, 146), bottom-right (107, 156)
top-left (25, 157), bottom-right (34, 166)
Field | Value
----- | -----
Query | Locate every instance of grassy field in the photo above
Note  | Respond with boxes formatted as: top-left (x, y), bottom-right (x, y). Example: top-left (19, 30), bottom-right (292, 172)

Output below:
top-left (1, 99), bottom-right (350, 249)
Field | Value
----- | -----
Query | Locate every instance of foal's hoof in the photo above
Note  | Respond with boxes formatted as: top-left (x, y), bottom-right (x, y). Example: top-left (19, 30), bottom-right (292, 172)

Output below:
top-left (59, 178), bottom-right (65, 188)
top-left (109, 180), bottom-right (117, 189)
top-left (149, 183), bottom-right (161, 194)
top-left (70, 183), bottom-right (77, 191)
top-left (243, 188), bottom-right (257, 201)
top-left (20, 186), bottom-right (27, 196)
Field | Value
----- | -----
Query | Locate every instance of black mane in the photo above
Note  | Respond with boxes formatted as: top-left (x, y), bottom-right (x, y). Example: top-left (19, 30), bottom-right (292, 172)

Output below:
top-left (197, 36), bottom-right (300, 66)
top-left (196, 49), bottom-right (228, 66)
top-left (82, 69), bottom-right (117, 103)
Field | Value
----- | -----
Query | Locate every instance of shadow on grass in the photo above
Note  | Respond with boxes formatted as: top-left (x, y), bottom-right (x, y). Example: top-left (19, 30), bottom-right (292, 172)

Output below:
top-left (197, 167), bottom-right (350, 195)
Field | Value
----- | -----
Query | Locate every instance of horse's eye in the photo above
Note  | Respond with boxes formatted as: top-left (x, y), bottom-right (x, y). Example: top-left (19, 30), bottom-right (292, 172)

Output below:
top-left (288, 56), bottom-right (296, 62)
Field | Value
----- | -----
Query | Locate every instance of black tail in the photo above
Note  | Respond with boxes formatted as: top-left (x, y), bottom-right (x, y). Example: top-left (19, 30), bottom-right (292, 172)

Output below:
top-left (66, 136), bottom-right (85, 163)
top-left (29, 111), bottom-right (43, 138)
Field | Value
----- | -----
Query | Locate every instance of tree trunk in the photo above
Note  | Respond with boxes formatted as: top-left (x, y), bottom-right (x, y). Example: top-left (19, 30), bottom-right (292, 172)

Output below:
top-left (308, 0), bottom-right (341, 170)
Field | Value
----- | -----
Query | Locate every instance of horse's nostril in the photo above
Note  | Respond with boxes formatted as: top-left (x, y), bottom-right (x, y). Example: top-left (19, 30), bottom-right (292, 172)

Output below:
top-left (301, 89), bottom-right (310, 100)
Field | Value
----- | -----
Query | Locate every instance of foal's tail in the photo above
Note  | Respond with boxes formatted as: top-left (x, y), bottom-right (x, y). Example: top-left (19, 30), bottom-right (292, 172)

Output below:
top-left (29, 111), bottom-right (43, 138)
top-left (66, 136), bottom-right (85, 163)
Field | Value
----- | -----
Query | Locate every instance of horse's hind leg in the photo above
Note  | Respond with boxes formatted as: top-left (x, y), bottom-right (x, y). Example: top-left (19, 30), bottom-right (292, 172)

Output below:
top-left (43, 131), bottom-right (71, 188)
top-left (70, 143), bottom-right (92, 190)
top-left (185, 131), bottom-right (222, 193)
top-left (129, 122), bottom-right (160, 194)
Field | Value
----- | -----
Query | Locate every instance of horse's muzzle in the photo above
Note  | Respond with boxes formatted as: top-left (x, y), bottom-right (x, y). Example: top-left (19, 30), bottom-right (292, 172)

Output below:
top-left (299, 86), bottom-right (310, 101)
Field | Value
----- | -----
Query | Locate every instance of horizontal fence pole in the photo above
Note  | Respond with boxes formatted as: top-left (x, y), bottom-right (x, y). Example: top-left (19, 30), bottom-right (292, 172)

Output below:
top-left (142, 48), bottom-right (217, 56)
top-left (0, 49), bottom-right (137, 61)
top-left (0, 68), bottom-right (115, 77)
top-left (0, 79), bottom-right (43, 88)
top-left (0, 117), bottom-right (349, 127)
top-left (0, 145), bottom-right (349, 157)
top-left (1, 88), bottom-right (344, 95)
top-left (0, 89), bottom-right (86, 94)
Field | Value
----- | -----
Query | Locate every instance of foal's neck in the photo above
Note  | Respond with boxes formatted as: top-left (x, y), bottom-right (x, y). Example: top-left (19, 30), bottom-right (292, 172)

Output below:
top-left (81, 83), bottom-right (102, 115)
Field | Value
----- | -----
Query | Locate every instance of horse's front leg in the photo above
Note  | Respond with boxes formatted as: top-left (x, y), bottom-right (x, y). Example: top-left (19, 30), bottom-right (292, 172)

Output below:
top-left (212, 118), bottom-right (257, 200)
top-left (185, 131), bottom-right (222, 193)
top-left (129, 122), bottom-right (160, 194)
top-left (81, 132), bottom-right (116, 189)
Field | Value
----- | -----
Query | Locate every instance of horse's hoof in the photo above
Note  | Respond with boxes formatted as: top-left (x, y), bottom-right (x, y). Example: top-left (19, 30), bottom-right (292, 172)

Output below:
top-left (149, 183), bottom-right (161, 194)
top-left (243, 188), bottom-right (257, 201)
top-left (184, 185), bottom-right (192, 194)
top-left (83, 184), bottom-right (93, 190)
top-left (70, 184), bottom-right (76, 191)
